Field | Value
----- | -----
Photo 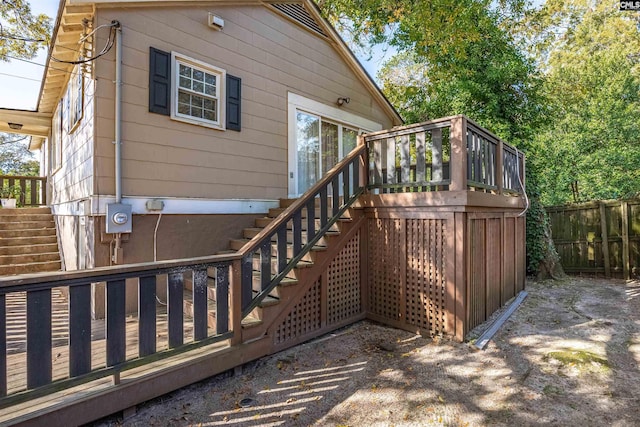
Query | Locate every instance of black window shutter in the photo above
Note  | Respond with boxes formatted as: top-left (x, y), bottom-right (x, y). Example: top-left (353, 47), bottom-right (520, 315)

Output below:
top-left (226, 74), bottom-right (241, 131)
top-left (149, 47), bottom-right (171, 116)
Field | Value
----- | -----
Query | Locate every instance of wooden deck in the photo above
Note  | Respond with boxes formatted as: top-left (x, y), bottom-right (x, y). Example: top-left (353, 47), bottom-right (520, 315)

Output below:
top-left (0, 115), bottom-right (527, 426)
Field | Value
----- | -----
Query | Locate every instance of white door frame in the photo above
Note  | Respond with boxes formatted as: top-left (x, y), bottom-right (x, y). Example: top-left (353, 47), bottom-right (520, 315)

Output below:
top-left (287, 92), bottom-right (382, 197)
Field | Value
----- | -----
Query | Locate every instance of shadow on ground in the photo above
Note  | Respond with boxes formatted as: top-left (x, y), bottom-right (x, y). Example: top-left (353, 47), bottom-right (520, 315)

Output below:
top-left (93, 278), bottom-right (640, 427)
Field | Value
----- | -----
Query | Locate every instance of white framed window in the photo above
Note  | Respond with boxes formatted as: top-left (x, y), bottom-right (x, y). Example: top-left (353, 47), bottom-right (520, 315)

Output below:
top-left (171, 52), bottom-right (226, 130)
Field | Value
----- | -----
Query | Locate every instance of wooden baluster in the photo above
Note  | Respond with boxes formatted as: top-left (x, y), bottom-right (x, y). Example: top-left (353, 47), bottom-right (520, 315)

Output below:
top-left (277, 226), bottom-right (287, 273)
top-left (41, 178), bottom-right (46, 205)
top-left (496, 140), bottom-right (504, 194)
top-left (260, 240), bottom-right (271, 292)
top-left (386, 137), bottom-right (396, 193)
top-left (354, 155), bottom-right (361, 193)
top-left (332, 177), bottom-right (340, 216)
top-left (293, 211), bottom-right (302, 256)
top-left (342, 166), bottom-right (350, 200)
top-left (26, 289), bottom-right (52, 388)
top-left (192, 269), bottom-right (208, 341)
top-left (400, 135), bottom-right (410, 191)
top-left (306, 199), bottom-right (315, 243)
top-left (69, 284), bottom-right (92, 376)
top-left (167, 273), bottom-right (183, 348)
top-left (138, 275), bottom-right (157, 356)
top-left (431, 129), bottom-right (443, 191)
top-left (30, 178), bottom-right (37, 205)
top-left (373, 141), bottom-right (382, 192)
top-left (240, 254), bottom-right (253, 312)
top-left (320, 187), bottom-right (328, 228)
top-left (106, 279), bottom-right (126, 366)
top-left (216, 266), bottom-right (229, 334)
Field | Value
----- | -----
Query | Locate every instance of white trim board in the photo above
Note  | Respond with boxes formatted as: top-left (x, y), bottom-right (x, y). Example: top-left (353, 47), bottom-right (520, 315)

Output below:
top-left (288, 92), bottom-right (383, 131)
top-left (51, 197), bottom-right (279, 216)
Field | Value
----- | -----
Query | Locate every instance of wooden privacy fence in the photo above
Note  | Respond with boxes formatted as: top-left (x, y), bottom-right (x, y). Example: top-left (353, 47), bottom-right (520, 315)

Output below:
top-left (547, 199), bottom-right (640, 279)
top-left (0, 175), bottom-right (47, 206)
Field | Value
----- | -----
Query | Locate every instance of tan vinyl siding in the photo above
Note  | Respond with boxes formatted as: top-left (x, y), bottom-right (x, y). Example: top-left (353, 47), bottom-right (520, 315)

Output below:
top-left (93, 5), bottom-right (393, 199)
top-left (51, 73), bottom-right (94, 205)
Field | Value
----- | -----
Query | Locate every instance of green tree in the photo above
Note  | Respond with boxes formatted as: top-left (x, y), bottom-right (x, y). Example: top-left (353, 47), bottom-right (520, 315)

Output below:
top-left (0, 133), bottom-right (39, 175)
top-left (321, 0), bottom-right (562, 278)
top-left (527, 0), bottom-right (640, 204)
top-left (0, 0), bottom-right (51, 61)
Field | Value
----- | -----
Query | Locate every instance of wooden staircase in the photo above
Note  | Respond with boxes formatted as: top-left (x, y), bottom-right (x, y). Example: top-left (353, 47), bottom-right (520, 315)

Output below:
top-left (182, 197), bottom-right (357, 340)
top-left (0, 207), bottom-right (61, 276)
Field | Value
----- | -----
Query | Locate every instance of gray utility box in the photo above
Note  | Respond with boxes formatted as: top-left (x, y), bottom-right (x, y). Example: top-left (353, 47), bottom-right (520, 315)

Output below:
top-left (106, 203), bottom-right (132, 233)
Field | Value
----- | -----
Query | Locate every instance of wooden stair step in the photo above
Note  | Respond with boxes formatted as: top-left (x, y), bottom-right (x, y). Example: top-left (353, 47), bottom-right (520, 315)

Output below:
top-left (0, 260), bottom-right (61, 275)
top-left (254, 216), bottom-right (349, 231)
top-left (0, 243), bottom-right (59, 256)
top-left (229, 238), bottom-right (326, 259)
top-left (0, 235), bottom-right (57, 247)
top-left (278, 197), bottom-right (346, 209)
top-left (0, 207), bottom-right (51, 215)
top-left (242, 227), bottom-right (339, 241)
top-left (0, 228), bottom-right (57, 238)
top-left (0, 251), bottom-right (60, 265)
top-left (0, 214), bottom-right (53, 222)
top-left (0, 220), bottom-right (55, 231)
top-left (183, 276), bottom-right (217, 301)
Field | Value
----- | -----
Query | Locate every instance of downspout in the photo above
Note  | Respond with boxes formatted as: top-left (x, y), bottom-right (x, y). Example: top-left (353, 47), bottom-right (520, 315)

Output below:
top-left (114, 20), bottom-right (123, 203)
top-left (113, 21), bottom-right (123, 264)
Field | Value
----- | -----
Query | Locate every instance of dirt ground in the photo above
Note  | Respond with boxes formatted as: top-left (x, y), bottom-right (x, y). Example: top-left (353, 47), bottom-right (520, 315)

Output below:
top-left (95, 277), bottom-right (640, 427)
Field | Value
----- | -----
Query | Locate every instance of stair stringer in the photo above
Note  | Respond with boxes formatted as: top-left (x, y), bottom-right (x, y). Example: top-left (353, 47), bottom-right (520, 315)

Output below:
top-left (240, 209), bottom-right (366, 351)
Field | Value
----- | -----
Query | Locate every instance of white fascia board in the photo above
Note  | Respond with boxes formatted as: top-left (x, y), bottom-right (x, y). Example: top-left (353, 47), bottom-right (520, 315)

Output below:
top-left (51, 197), bottom-right (279, 216)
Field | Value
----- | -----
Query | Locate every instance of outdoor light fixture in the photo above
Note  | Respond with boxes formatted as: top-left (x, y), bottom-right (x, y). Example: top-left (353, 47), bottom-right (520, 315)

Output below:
top-left (8, 123), bottom-right (23, 130)
top-left (336, 97), bottom-right (350, 106)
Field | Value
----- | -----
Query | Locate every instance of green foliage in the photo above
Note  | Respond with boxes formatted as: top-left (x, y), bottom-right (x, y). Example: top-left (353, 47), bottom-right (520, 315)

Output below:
top-left (0, 185), bottom-right (21, 199)
top-left (0, 0), bottom-right (51, 61)
top-left (527, 0), bottom-right (640, 204)
top-left (321, 0), bottom-right (555, 276)
top-left (0, 134), bottom-right (39, 176)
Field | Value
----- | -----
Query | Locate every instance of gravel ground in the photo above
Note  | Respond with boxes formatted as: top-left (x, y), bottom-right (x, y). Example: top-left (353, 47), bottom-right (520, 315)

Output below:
top-left (94, 277), bottom-right (640, 427)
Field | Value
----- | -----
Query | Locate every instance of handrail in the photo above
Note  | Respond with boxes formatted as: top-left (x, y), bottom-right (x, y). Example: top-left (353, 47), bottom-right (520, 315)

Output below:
top-left (0, 175), bottom-right (47, 206)
top-left (363, 116), bottom-right (455, 141)
top-left (237, 145), bottom-right (366, 256)
top-left (0, 252), bottom-right (240, 290)
top-left (237, 143), bottom-right (366, 317)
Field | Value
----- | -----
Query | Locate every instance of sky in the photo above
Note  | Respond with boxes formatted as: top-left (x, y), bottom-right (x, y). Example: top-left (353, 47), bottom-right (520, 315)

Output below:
top-left (0, 0), bottom-right (392, 110)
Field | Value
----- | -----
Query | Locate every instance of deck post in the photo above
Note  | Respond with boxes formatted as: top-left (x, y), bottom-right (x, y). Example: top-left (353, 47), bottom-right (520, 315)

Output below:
top-left (230, 259), bottom-right (243, 345)
top-left (449, 115), bottom-right (468, 191)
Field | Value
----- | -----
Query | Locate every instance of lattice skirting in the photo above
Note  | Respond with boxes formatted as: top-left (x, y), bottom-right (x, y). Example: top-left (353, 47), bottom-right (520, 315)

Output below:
top-left (273, 231), bottom-right (363, 346)
top-left (367, 217), bottom-right (448, 335)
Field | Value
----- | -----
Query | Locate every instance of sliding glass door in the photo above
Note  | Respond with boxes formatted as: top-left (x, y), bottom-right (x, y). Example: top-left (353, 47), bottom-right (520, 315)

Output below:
top-left (294, 110), bottom-right (360, 196)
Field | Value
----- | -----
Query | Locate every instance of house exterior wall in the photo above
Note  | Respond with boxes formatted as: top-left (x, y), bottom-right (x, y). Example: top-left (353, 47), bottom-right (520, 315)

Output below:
top-left (92, 4), bottom-right (394, 200)
top-left (50, 71), bottom-right (95, 206)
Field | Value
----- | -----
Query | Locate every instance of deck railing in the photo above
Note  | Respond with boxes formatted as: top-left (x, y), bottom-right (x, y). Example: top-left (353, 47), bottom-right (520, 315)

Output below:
top-left (0, 256), bottom-right (237, 407)
top-left (364, 115), bottom-right (525, 195)
top-left (238, 144), bottom-right (366, 317)
top-left (0, 175), bottom-right (47, 206)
